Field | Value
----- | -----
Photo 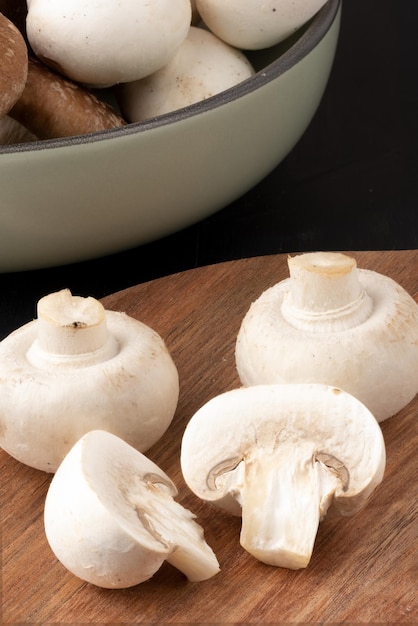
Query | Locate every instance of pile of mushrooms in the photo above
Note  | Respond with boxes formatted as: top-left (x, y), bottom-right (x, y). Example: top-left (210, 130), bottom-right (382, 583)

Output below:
top-left (4, 250), bottom-right (412, 582)
top-left (0, 288), bottom-right (221, 588)
top-left (0, 5), bottom-right (126, 142)
top-left (235, 251), bottom-right (418, 421)
top-left (0, 289), bottom-right (179, 472)
top-left (181, 250), bottom-right (418, 569)
top-left (44, 430), bottom-right (220, 588)
top-left (1, 0), bottom-right (330, 141)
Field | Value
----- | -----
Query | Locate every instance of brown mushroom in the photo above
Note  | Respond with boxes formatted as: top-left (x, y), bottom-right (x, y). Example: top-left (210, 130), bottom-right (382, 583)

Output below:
top-left (9, 57), bottom-right (127, 140)
top-left (0, 12), bottom-right (28, 119)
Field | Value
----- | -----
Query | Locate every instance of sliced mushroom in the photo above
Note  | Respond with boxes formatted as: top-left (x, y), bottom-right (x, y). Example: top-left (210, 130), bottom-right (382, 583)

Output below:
top-left (180, 384), bottom-right (386, 569)
top-left (235, 252), bottom-right (418, 422)
top-left (44, 430), bottom-right (220, 588)
top-left (0, 289), bottom-right (179, 472)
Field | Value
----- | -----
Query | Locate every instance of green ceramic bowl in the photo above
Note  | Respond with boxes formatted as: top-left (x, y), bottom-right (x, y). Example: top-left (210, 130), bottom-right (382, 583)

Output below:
top-left (0, 0), bottom-right (341, 272)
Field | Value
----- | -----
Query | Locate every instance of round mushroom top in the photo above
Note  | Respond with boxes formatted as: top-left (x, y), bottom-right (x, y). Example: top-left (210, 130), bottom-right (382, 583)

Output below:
top-left (195, 0), bottom-right (329, 50)
top-left (26, 0), bottom-right (193, 86)
top-left (0, 12), bottom-right (28, 118)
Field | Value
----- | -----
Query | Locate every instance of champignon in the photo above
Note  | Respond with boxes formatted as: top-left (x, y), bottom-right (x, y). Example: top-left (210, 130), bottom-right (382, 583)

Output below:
top-left (44, 430), bottom-right (220, 588)
top-left (26, 0), bottom-right (192, 87)
top-left (196, 0), bottom-right (328, 50)
top-left (180, 384), bottom-right (386, 569)
top-left (0, 11), bottom-right (28, 119)
top-left (9, 57), bottom-right (126, 140)
top-left (235, 252), bottom-right (418, 422)
top-left (0, 289), bottom-right (179, 472)
top-left (117, 26), bottom-right (255, 123)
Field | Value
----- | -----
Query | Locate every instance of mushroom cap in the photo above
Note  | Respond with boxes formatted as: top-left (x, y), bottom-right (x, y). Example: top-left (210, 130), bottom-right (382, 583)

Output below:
top-left (117, 26), bottom-right (255, 123)
top-left (9, 57), bottom-right (126, 140)
top-left (44, 430), bottom-right (219, 588)
top-left (180, 384), bottom-right (386, 517)
top-left (0, 11), bottom-right (28, 118)
top-left (0, 310), bottom-right (179, 472)
top-left (196, 0), bottom-right (328, 50)
top-left (26, 0), bottom-right (192, 86)
top-left (235, 258), bottom-right (418, 421)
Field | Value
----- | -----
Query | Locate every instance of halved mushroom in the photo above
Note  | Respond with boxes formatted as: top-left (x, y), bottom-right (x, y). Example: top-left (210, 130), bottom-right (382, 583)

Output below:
top-left (44, 430), bottom-right (220, 588)
top-left (0, 289), bottom-right (179, 472)
top-left (235, 252), bottom-right (418, 422)
top-left (180, 384), bottom-right (386, 569)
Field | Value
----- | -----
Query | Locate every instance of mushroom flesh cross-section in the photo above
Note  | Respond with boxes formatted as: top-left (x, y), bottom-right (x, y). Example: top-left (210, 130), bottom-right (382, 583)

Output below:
top-left (180, 383), bottom-right (386, 569)
top-left (44, 429), bottom-right (220, 588)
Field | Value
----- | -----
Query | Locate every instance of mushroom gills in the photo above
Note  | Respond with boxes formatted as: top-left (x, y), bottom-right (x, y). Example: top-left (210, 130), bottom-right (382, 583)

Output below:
top-left (180, 383), bottom-right (386, 570)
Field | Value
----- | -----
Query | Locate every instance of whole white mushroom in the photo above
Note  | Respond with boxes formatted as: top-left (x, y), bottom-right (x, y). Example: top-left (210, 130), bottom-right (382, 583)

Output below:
top-left (235, 252), bottom-right (418, 421)
top-left (117, 26), bottom-right (255, 122)
top-left (26, 0), bottom-right (192, 87)
top-left (196, 0), bottom-right (329, 50)
top-left (0, 289), bottom-right (179, 472)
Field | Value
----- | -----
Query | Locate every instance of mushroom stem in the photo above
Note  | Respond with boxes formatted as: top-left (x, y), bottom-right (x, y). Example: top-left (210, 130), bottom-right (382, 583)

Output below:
top-left (165, 528), bottom-right (221, 582)
top-left (239, 441), bottom-right (341, 569)
top-left (281, 252), bottom-right (373, 331)
top-left (27, 289), bottom-right (119, 367)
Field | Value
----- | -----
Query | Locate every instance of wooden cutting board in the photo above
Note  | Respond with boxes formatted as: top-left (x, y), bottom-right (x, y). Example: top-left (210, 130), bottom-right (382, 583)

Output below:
top-left (2, 250), bottom-right (417, 623)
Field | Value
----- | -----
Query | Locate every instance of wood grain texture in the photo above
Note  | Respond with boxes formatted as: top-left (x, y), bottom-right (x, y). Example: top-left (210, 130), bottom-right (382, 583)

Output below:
top-left (2, 250), bottom-right (417, 623)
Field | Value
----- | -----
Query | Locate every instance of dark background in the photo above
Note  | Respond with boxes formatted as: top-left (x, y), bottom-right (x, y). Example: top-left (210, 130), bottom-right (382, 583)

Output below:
top-left (0, 0), bottom-right (417, 339)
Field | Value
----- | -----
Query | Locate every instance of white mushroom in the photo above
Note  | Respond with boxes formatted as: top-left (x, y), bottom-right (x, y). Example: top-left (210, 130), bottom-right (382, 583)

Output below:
top-left (235, 252), bottom-right (418, 422)
top-left (196, 0), bottom-right (328, 50)
top-left (0, 289), bottom-right (179, 472)
top-left (117, 26), bottom-right (255, 123)
top-left (180, 384), bottom-right (386, 569)
top-left (26, 0), bottom-right (192, 87)
top-left (44, 429), bottom-right (220, 588)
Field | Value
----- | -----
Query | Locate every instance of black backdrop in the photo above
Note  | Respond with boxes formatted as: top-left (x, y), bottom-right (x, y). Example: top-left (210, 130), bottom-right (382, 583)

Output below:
top-left (1, 0), bottom-right (417, 339)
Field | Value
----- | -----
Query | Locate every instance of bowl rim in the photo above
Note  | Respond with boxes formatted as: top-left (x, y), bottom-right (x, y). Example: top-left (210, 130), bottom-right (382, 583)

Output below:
top-left (1, 0), bottom-right (341, 155)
